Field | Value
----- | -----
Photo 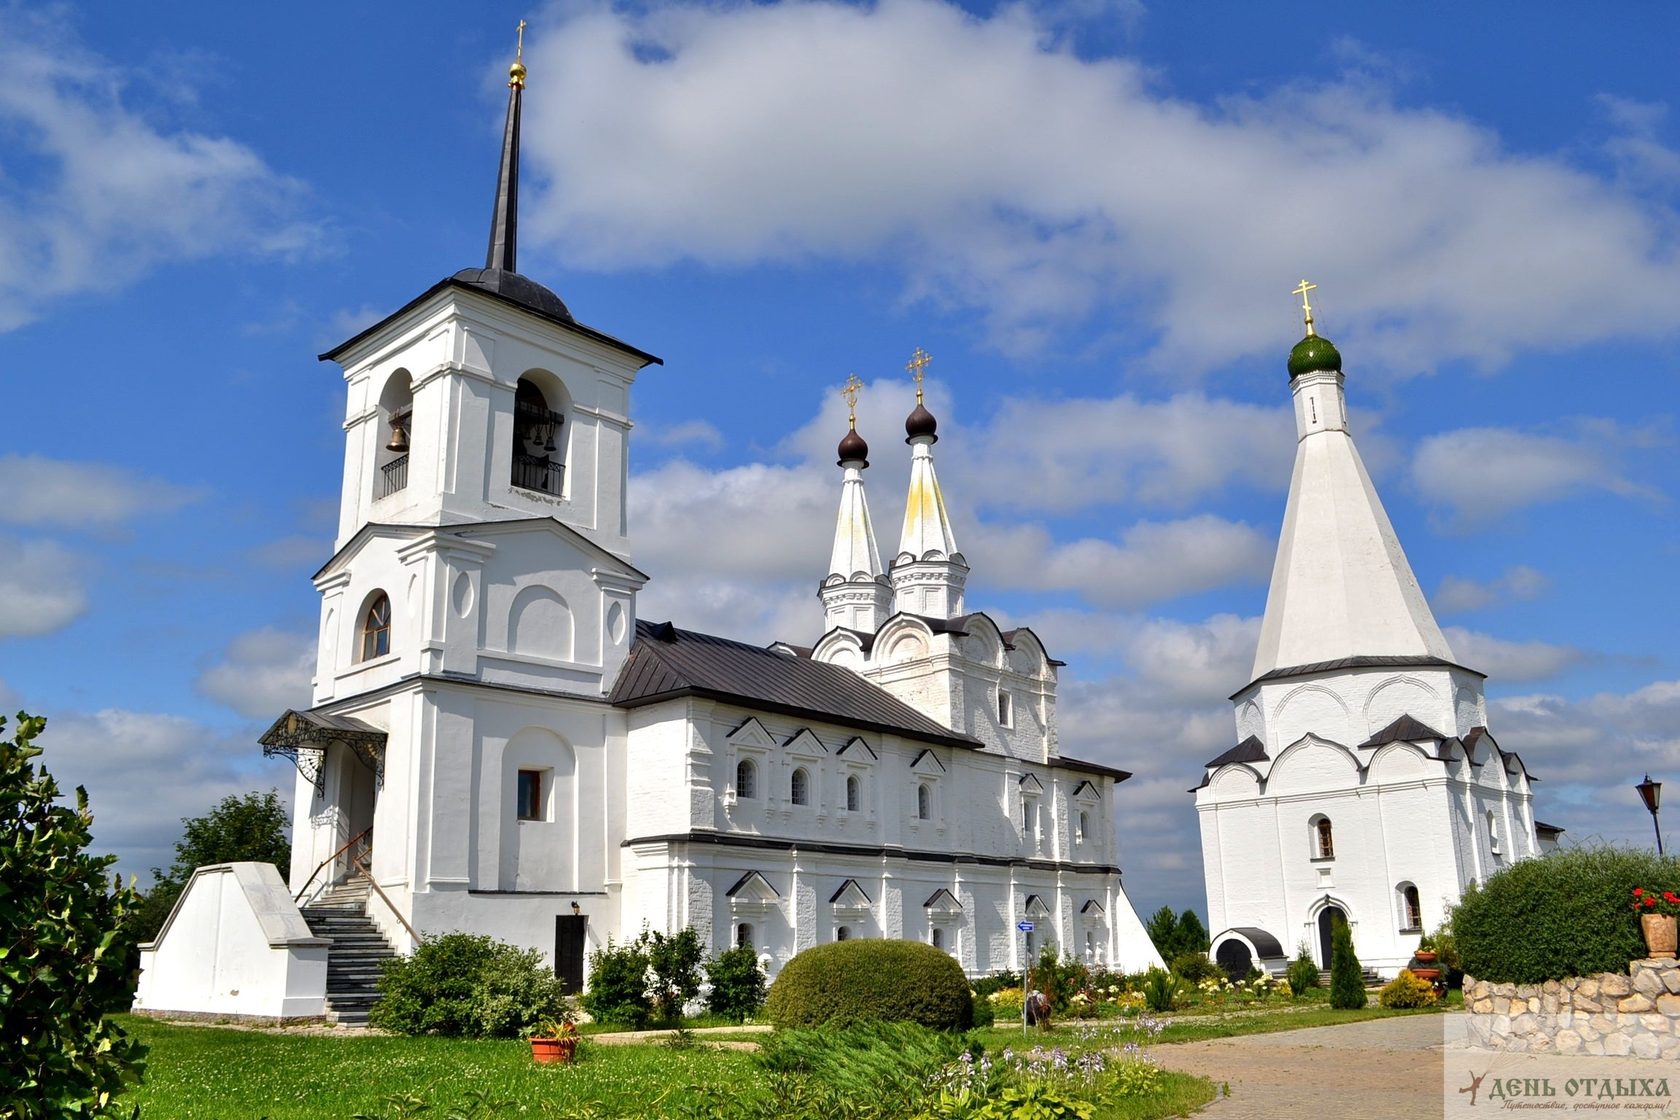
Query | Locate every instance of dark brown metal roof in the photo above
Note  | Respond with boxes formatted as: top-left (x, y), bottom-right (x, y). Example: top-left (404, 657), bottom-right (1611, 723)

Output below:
top-left (1535, 820), bottom-right (1565, 836)
top-left (1206, 735), bottom-right (1269, 768)
top-left (609, 620), bottom-right (981, 750)
top-left (1232, 654), bottom-right (1485, 699)
top-left (1359, 714), bottom-right (1447, 748)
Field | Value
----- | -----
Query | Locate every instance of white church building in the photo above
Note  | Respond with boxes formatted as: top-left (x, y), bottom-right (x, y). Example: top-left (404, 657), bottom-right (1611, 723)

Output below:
top-left (1194, 291), bottom-right (1561, 980)
top-left (134, 42), bottom-right (1161, 1022)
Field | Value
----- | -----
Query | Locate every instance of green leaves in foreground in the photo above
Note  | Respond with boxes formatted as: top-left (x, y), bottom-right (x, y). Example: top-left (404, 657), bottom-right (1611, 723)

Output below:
top-left (0, 712), bottom-right (146, 1120)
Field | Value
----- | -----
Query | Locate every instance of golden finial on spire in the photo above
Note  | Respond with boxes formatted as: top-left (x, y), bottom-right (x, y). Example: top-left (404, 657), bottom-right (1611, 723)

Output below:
top-left (1292, 278), bottom-right (1318, 337)
top-left (509, 19), bottom-right (528, 88)
top-left (841, 373), bottom-right (863, 429)
top-left (906, 346), bottom-right (932, 404)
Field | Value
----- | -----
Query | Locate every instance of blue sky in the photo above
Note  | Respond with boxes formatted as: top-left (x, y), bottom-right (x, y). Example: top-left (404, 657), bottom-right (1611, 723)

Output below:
top-left (2, 1), bottom-right (1676, 921)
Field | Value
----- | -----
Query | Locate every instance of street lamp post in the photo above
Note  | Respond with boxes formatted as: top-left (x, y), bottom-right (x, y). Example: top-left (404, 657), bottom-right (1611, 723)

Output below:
top-left (1636, 775), bottom-right (1664, 856)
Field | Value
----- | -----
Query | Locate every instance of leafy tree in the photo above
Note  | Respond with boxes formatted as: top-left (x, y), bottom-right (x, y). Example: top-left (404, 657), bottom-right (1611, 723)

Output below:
top-left (1143, 905), bottom-right (1179, 959)
top-left (129, 789), bottom-right (291, 943)
top-left (705, 945), bottom-right (767, 1022)
top-left (1329, 917), bottom-right (1366, 1009)
top-left (644, 927), bottom-right (705, 1021)
top-left (0, 712), bottom-right (146, 1117)
top-left (1176, 909), bottom-right (1210, 955)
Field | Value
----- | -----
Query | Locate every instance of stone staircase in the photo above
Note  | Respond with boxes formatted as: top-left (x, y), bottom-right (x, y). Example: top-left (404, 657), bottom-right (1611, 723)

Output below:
top-left (1318, 967), bottom-right (1385, 988)
top-left (300, 878), bottom-right (397, 1027)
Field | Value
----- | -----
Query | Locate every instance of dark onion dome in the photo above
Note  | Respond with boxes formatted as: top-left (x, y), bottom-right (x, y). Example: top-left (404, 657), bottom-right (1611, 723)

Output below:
top-left (904, 401), bottom-right (939, 442)
top-left (451, 267), bottom-right (574, 323)
top-left (1288, 333), bottom-right (1342, 379)
top-left (837, 427), bottom-right (870, 466)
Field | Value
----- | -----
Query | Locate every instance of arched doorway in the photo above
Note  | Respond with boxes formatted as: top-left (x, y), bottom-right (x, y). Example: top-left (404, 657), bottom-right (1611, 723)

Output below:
top-left (1317, 906), bottom-right (1348, 968)
top-left (1215, 938), bottom-right (1253, 981)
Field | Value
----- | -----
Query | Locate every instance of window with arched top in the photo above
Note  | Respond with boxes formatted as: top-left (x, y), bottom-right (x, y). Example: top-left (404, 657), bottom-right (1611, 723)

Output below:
top-left (931, 927), bottom-right (944, 949)
top-left (736, 758), bottom-right (757, 800)
top-left (916, 783), bottom-right (931, 821)
top-left (1487, 810), bottom-right (1501, 855)
top-left (1077, 810), bottom-right (1090, 844)
top-left (1311, 815), bottom-right (1334, 860)
top-left (1021, 796), bottom-right (1039, 843)
top-left (359, 593), bottom-right (392, 661)
top-left (846, 774), bottom-right (860, 813)
top-left (736, 922), bottom-right (754, 950)
top-left (512, 377), bottom-right (566, 496)
top-left (374, 371), bottom-right (413, 499)
top-left (997, 690), bottom-right (1012, 727)
top-left (791, 767), bottom-right (810, 806)
top-left (836, 925), bottom-right (851, 942)
top-left (1398, 882), bottom-right (1422, 931)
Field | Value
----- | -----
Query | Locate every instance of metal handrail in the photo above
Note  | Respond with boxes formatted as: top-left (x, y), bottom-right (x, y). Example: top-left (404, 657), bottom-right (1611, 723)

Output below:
top-left (293, 827), bottom-right (372, 904)
top-left (350, 850), bottom-right (422, 947)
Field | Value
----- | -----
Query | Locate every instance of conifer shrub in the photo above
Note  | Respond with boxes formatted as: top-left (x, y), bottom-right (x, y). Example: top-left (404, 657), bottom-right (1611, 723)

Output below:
top-left (1329, 920), bottom-right (1366, 1009)
top-left (1377, 969), bottom-right (1438, 1008)
top-left (371, 933), bottom-right (566, 1038)
top-left (1286, 943), bottom-right (1320, 997)
top-left (1451, 846), bottom-right (1680, 985)
top-left (764, 940), bottom-right (974, 1030)
top-left (1170, 951), bottom-right (1221, 984)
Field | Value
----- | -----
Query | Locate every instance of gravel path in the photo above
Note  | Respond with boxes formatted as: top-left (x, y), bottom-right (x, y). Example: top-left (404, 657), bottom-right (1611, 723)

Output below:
top-left (1153, 1014), bottom-right (1464, 1119)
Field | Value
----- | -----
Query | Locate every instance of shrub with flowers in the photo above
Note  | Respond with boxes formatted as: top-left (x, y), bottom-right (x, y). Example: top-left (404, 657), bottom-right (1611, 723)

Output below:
top-left (1631, 887), bottom-right (1680, 916)
top-left (988, 987), bottom-right (1025, 1018)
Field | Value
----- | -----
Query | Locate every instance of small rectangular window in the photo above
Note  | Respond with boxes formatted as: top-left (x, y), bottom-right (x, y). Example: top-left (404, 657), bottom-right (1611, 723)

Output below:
top-left (997, 691), bottom-right (1012, 727)
top-left (517, 769), bottom-right (544, 821)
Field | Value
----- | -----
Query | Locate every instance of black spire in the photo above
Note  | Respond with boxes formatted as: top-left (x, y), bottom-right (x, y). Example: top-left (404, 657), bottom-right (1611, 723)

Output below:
top-left (450, 28), bottom-right (575, 324)
top-left (485, 57), bottom-right (523, 272)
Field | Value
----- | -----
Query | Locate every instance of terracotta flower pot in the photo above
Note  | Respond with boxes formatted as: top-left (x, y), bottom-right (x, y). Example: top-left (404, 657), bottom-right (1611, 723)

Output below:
top-left (1413, 950), bottom-right (1438, 964)
top-left (1411, 966), bottom-right (1442, 985)
top-left (1641, 913), bottom-right (1678, 960)
top-left (531, 1036), bottom-right (578, 1064)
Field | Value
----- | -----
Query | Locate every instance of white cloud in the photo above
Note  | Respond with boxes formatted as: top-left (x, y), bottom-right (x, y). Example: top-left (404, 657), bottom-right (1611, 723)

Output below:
top-left (641, 419), bottom-right (727, 452)
top-left (1411, 423), bottom-right (1661, 525)
top-left (522, 0), bottom-right (1680, 366)
top-left (32, 707), bottom-right (290, 879)
top-left (0, 535), bottom-right (86, 637)
top-left (0, 11), bottom-right (325, 330)
top-left (977, 515), bottom-right (1272, 607)
top-left (0, 454), bottom-right (201, 528)
top-left (195, 628), bottom-right (315, 719)
top-left (631, 459), bottom-right (835, 584)
top-left (246, 535), bottom-right (331, 571)
top-left (1433, 565), bottom-right (1549, 614)
top-left (1442, 627), bottom-right (1584, 683)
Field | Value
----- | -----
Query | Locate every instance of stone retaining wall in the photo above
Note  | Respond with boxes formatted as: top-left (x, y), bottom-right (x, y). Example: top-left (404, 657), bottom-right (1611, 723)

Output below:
top-left (1465, 958), bottom-right (1680, 1059)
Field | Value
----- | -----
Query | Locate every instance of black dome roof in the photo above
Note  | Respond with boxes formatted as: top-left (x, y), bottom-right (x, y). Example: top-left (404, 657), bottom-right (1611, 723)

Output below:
top-left (905, 402), bottom-right (938, 442)
top-left (451, 267), bottom-right (574, 323)
top-left (837, 428), bottom-right (870, 465)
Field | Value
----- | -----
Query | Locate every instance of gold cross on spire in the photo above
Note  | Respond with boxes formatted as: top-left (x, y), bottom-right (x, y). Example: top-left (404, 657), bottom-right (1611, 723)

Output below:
top-left (841, 373), bottom-right (863, 429)
top-left (1292, 278), bottom-right (1318, 337)
top-left (906, 347), bottom-right (932, 404)
top-left (509, 19), bottom-right (529, 88)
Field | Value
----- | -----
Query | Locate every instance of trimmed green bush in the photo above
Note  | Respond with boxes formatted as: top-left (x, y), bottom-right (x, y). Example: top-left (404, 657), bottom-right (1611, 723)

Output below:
top-left (764, 940), bottom-right (974, 1030)
top-left (706, 945), bottom-right (767, 1022)
top-left (582, 936), bottom-right (653, 1028)
top-left (1286, 943), bottom-right (1319, 997)
top-left (1329, 919), bottom-right (1365, 1009)
top-left (1453, 846), bottom-right (1680, 984)
top-left (1377, 969), bottom-right (1438, 1008)
top-left (370, 933), bottom-right (566, 1038)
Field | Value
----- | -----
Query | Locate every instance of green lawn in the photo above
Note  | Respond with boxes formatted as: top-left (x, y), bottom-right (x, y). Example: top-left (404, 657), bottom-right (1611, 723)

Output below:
top-left (975, 1000), bottom-right (1447, 1050)
top-left (115, 1015), bottom-right (1215, 1120)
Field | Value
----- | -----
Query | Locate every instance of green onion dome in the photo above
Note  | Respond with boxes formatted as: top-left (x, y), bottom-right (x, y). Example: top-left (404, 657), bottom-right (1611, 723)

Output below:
top-left (1288, 334), bottom-right (1342, 379)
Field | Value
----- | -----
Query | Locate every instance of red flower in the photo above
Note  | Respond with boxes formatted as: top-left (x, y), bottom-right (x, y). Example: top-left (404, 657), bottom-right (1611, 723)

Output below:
top-left (1648, 897), bottom-right (1660, 908)
top-left (1635, 888), bottom-right (1646, 897)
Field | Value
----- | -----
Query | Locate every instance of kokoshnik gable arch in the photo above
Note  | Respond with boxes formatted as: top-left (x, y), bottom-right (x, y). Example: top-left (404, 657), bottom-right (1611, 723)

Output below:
top-left (1194, 284), bottom-right (1562, 980)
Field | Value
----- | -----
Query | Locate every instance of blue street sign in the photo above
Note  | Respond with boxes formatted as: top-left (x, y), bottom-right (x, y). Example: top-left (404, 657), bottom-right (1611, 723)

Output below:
top-left (1017, 920), bottom-right (1034, 932)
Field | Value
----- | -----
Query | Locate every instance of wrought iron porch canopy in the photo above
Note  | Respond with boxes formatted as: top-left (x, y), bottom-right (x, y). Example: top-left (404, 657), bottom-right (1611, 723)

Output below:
top-left (260, 708), bottom-right (387, 795)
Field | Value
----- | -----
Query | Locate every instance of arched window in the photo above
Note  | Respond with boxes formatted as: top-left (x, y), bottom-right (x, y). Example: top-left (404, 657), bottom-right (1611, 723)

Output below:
top-left (1487, 811), bottom-right (1501, 855)
top-left (916, 783), bottom-right (931, 821)
top-left (791, 767), bottom-right (810, 806)
top-left (1021, 797), bottom-right (1039, 843)
top-left (359, 593), bottom-right (392, 661)
top-left (836, 925), bottom-right (851, 942)
top-left (513, 377), bottom-right (565, 495)
top-left (736, 758), bottom-right (757, 800)
top-left (1077, 810), bottom-right (1090, 844)
top-left (736, 923), bottom-right (754, 950)
top-left (997, 690), bottom-right (1012, 726)
top-left (1085, 930), bottom-right (1097, 961)
top-left (1312, 815), bottom-right (1334, 860)
top-left (1399, 883), bottom-right (1422, 930)
top-left (374, 371), bottom-right (413, 499)
top-left (846, 774), bottom-right (860, 812)
top-left (931, 927), bottom-right (944, 949)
